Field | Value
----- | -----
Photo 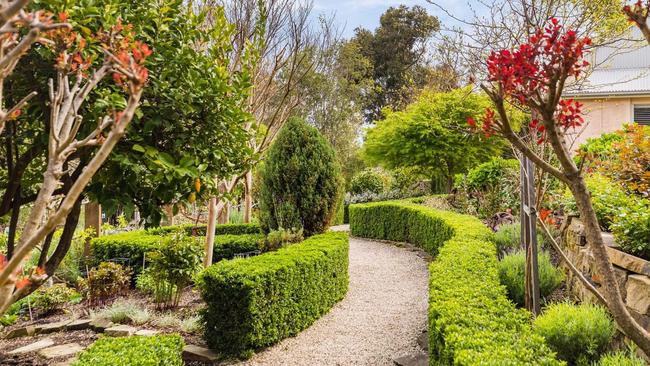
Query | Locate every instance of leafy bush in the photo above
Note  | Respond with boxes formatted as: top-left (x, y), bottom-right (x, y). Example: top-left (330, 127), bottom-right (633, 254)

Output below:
top-left (562, 174), bottom-right (635, 231)
top-left (533, 302), bottom-right (615, 365)
top-left (198, 231), bottom-right (349, 357)
top-left (598, 351), bottom-right (646, 366)
top-left (213, 233), bottom-right (264, 261)
top-left (349, 168), bottom-right (388, 195)
top-left (72, 334), bottom-right (184, 366)
top-left (494, 223), bottom-right (521, 255)
top-left (349, 201), bottom-right (560, 364)
top-left (498, 250), bottom-right (564, 307)
top-left (465, 158), bottom-right (519, 191)
top-left (261, 228), bottom-right (303, 252)
top-left (258, 117), bottom-right (343, 236)
top-left (93, 299), bottom-right (151, 325)
top-left (147, 232), bottom-right (203, 307)
top-left (87, 262), bottom-right (132, 304)
top-left (601, 124), bottom-right (650, 197)
top-left (30, 283), bottom-right (80, 315)
top-left (611, 201), bottom-right (650, 260)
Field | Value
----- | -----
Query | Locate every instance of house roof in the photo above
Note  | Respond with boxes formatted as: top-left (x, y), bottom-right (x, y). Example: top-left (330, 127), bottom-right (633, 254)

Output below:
top-left (564, 28), bottom-right (650, 98)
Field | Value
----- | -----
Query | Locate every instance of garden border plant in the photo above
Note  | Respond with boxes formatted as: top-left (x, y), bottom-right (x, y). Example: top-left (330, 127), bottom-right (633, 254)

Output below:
top-left (198, 231), bottom-right (349, 358)
top-left (349, 201), bottom-right (561, 364)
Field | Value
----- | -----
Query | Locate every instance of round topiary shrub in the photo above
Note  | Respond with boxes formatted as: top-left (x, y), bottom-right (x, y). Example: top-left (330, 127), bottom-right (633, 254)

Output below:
top-left (533, 302), bottom-right (615, 365)
top-left (498, 249), bottom-right (564, 307)
top-left (258, 117), bottom-right (343, 236)
top-left (349, 168), bottom-right (389, 195)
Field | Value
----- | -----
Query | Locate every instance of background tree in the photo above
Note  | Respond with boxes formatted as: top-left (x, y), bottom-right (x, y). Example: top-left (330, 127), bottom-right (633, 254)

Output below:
top-left (258, 117), bottom-right (342, 236)
top-left (350, 5), bottom-right (440, 122)
top-left (476, 17), bottom-right (650, 354)
top-left (0, 5), bottom-right (151, 314)
top-left (362, 87), bottom-right (508, 192)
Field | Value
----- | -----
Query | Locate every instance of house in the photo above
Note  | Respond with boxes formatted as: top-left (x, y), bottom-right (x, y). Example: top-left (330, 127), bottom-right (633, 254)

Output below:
top-left (564, 29), bottom-right (650, 149)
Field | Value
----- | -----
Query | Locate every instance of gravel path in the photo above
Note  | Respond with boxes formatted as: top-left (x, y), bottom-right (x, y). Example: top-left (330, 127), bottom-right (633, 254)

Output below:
top-left (240, 236), bottom-right (429, 366)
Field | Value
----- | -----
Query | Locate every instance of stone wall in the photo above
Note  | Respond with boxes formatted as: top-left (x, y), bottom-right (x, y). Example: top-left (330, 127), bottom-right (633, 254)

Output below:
top-left (561, 217), bottom-right (650, 340)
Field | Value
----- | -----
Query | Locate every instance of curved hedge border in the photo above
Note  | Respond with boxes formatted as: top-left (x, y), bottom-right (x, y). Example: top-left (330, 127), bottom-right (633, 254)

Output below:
top-left (146, 222), bottom-right (261, 236)
top-left (198, 231), bottom-right (349, 357)
top-left (72, 334), bottom-right (184, 366)
top-left (349, 201), bottom-right (561, 365)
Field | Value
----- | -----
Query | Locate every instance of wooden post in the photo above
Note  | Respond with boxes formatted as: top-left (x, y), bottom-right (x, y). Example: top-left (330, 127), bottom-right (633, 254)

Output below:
top-left (84, 201), bottom-right (102, 256)
top-left (162, 204), bottom-right (174, 226)
top-left (204, 197), bottom-right (216, 267)
top-left (521, 156), bottom-right (541, 315)
top-left (244, 170), bottom-right (253, 223)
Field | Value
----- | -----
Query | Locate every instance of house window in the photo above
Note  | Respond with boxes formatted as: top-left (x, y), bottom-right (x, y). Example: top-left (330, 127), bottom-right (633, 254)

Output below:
top-left (634, 105), bottom-right (650, 126)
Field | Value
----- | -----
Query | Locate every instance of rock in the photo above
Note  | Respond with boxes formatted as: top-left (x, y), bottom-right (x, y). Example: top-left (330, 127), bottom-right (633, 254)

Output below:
top-left (417, 331), bottom-right (428, 351)
top-left (613, 266), bottom-right (629, 302)
top-left (38, 343), bottom-right (84, 359)
top-left (39, 320), bottom-right (73, 334)
top-left (66, 319), bottom-right (92, 331)
top-left (602, 232), bottom-right (618, 248)
top-left (105, 324), bottom-right (137, 337)
top-left (393, 352), bottom-right (429, 366)
top-left (8, 338), bottom-right (55, 354)
top-left (607, 247), bottom-right (650, 277)
top-left (134, 329), bottom-right (159, 336)
top-left (5, 325), bottom-right (39, 339)
top-left (627, 275), bottom-right (650, 315)
top-left (89, 318), bottom-right (114, 332)
top-left (182, 345), bottom-right (219, 362)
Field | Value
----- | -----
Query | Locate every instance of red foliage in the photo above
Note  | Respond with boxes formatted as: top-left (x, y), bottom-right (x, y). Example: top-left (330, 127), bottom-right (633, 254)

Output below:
top-left (624, 1), bottom-right (650, 23)
top-left (480, 18), bottom-right (592, 142)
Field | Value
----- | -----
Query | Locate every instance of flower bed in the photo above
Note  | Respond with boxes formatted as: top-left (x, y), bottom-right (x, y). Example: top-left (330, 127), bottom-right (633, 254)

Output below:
top-left (349, 201), bottom-right (560, 365)
top-left (198, 231), bottom-right (349, 357)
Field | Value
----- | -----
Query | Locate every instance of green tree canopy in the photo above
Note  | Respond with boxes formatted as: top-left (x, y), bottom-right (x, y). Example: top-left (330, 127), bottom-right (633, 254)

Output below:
top-left (362, 87), bottom-right (508, 190)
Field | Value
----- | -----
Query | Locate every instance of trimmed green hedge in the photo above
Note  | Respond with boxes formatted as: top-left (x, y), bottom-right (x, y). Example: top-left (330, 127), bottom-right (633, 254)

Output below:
top-left (213, 234), bottom-right (264, 262)
top-left (349, 201), bottom-right (561, 365)
top-left (198, 231), bottom-right (349, 357)
top-left (72, 334), bottom-right (184, 366)
top-left (146, 222), bottom-right (261, 236)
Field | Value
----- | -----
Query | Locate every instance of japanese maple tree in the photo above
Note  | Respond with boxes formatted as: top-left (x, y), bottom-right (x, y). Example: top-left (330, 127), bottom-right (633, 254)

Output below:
top-left (475, 18), bottom-right (650, 353)
top-left (0, 3), bottom-right (150, 314)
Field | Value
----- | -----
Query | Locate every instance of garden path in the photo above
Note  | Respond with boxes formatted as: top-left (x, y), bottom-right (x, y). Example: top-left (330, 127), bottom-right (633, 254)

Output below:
top-left (239, 233), bottom-right (429, 366)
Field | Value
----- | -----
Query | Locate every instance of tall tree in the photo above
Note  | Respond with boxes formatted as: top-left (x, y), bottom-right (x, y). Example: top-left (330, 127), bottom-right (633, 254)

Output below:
top-left (0, 3), bottom-right (150, 314)
top-left (351, 5), bottom-right (440, 122)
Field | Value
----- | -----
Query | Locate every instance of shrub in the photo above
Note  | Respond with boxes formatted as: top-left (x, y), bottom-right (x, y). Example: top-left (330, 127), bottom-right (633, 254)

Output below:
top-left (180, 315), bottom-right (202, 333)
top-left (465, 157), bottom-right (519, 191)
top-left (562, 174), bottom-right (635, 231)
top-left (533, 302), bottom-right (615, 365)
top-left (146, 232), bottom-right (203, 307)
top-left (261, 228), bottom-right (303, 252)
top-left (93, 299), bottom-right (151, 325)
top-left (87, 262), bottom-right (131, 304)
top-left (494, 222), bottom-right (521, 255)
top-left (611, 201), bottom-right (650, 260)
top-left (598, 351), bottom-right (646, 366)
top-left (72, 334), bottom-right (184, 366)
top-left (29, 283), bottom-right (80, 315)
top-left (213, 234), bottom-right (264, 261)
top-left (349, 168), bottom-right (388, 195)
top-left (198, 231), bottom-right (349, 357)
top-left (498, 250), bottom-right (564, 307)
top-left (350, 201), bottom-right (560, 365)
top-left (258, 117), bottom-right (343, 236)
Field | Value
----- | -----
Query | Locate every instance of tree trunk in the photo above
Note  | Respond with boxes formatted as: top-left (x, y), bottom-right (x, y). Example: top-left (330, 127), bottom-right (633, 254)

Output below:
top-left (571, 175), bottom-right (650, 355)
top-left (7, 189), bottom-right (20, 259)
top-left (204, 197), bottom-right (217, 267)
top-left (244, 170), bottom-right (253, 223)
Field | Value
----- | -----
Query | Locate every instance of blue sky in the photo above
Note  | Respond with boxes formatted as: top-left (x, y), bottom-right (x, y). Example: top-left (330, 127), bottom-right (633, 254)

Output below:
top-left (312, 0), bottom-right (470, 38)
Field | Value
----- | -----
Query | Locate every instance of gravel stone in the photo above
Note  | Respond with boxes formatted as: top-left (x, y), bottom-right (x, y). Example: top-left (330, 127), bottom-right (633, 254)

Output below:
top-left (240, 237), bottom-right (429, 366)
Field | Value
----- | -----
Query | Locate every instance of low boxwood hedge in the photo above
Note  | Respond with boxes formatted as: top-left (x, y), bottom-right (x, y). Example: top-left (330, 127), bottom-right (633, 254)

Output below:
top-left (72, 334), bottom-right (184, 366)
top-left (146, 222), bottom-right (261, 236)
top-left (213, 233), bottom-right (264, 262)
top-left (198, 231), bottom-right (349, 357)
top-left (349, 201), bottom-right (561, 365)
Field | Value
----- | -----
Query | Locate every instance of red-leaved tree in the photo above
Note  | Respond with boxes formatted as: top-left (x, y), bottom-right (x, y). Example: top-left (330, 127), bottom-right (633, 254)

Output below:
top-left (474, 18), bottom-right (650, 354)
top-left (0, 3), bottom-right (150, 314)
